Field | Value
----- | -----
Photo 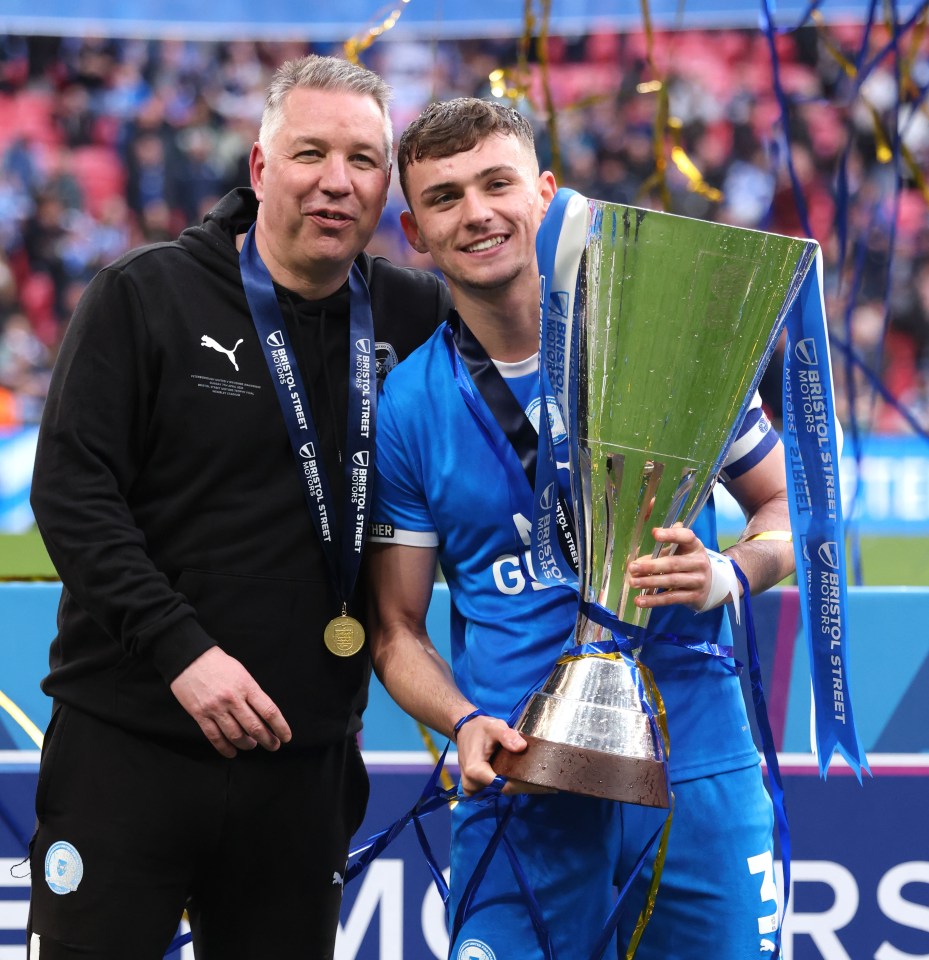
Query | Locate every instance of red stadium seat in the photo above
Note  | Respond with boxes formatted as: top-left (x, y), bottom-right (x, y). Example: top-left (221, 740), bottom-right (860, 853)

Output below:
top-left (69, 144), bottom-right (127, 218)
top-left (18, 271), bottom-right (58, 346)
top-left (1, 90), bottom-right (59, 151)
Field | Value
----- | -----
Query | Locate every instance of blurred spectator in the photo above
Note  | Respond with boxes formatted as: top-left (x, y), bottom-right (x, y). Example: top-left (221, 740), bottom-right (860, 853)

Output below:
top-left (0, 169), bottom-right (32, 253)
top-left (52, 83), bottom-right (96, 147)
top-left (2, 134), bottom-right (42, 193)
top-left (0, 252), bottom-right (17, 319)
top-left (41, 146), bottom-right (85, 211)
top-left (136, 198), bottom-right (177, 244)
top-left (126, 131), bottom-right (179, 219)
top-left (0, 311), bottom-right (51, 424)
top-left (0, 36), bottom-right (29, 93)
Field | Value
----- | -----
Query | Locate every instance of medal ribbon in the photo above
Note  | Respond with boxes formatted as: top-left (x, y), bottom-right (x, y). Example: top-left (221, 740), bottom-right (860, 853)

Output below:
top-left (441, 189), bottom-right (589, 594)
top-left (781, 250), bottom-right (870, 780)
top-left (442, 318), bottom-right (578, 580)
top-left (732, 561), bottom-right (790, 958)
top-left (448, 311), bottom-right (540, 480)
top-left (533, 187), bottom-right (590, 590)
top-left (240, 225), bottom-right (375, 612)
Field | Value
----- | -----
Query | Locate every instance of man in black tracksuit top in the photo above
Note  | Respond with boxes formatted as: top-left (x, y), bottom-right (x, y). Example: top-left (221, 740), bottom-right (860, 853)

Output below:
top-left (27, 56), bottom-right (450, 960)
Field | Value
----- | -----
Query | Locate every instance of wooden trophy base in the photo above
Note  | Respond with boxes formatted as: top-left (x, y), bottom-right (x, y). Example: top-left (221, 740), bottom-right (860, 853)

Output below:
top-left (493, 734), bottom-right (670, 807)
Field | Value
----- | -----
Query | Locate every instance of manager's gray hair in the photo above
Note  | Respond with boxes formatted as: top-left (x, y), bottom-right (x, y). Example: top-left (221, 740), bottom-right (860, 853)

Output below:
top-left (259, 55), bottom-right (393, 161)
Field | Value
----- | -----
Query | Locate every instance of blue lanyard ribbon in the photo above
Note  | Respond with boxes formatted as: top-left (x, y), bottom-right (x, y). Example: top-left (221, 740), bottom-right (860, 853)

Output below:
top-left (534, 187), bottom-right (590, 591)
top-left (781, 251), bottom-right (869, 780)
top-left (439, 189), bottom-right (594, 596)
top-left (587, 818), bottom-right (667, 960)
top-left (239, 225), bottom-right (375, 610)
top-left (574, 606), bottom-right (736, 665)
top-left (442, 319), bottom-right (577, 583)
top-left (443, 189), bottom-right (588, 594)
top-left (345, 740), bottom-right (458, 895)
top-left (733, 562), bottom-right (790, 960)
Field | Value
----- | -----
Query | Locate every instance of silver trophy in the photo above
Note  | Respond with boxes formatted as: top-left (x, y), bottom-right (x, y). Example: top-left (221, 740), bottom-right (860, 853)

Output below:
top-left (494, 195), bottom-right (817, 806)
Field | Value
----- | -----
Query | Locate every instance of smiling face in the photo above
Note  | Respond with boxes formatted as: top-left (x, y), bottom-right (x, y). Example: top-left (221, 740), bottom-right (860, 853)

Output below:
top-left (399, 133), bottom-right (556, 302)
top-left (249, 85), bottom-right (390, 298)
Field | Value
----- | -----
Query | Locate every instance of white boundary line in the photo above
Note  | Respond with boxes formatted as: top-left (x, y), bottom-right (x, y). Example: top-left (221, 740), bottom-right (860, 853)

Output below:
top-left (2, 749), bottom-right (926, 771)
top-left (0, 751), bottom-right (40, 765)
top-left (774, 752), bottom-right (929, 769)
top-left (357, 750), bottom-right (929, 771)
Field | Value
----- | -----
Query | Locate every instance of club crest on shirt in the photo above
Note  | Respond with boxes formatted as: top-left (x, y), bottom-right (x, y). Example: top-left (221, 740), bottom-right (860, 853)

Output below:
top-left (375, 341), bottom-right (399, 384)
top-left (525, 396), bottom-right (567, 445)
top-left (44, 840), bottom-right (84, 895)
top-left (457, 939), bottom-right (497, 960)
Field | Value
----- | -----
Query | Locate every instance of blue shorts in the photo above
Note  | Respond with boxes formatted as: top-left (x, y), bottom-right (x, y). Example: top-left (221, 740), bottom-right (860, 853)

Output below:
top-left (447, 763), bottom-right (778, 960)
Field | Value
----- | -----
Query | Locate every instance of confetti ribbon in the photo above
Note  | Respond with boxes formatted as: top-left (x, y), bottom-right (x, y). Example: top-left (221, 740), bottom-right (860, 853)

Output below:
top-left (343, 0), bottom-right (411, 64)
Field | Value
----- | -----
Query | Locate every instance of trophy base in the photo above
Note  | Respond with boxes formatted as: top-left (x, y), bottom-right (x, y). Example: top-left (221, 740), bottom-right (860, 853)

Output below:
top-left (493, 734), bottom-right (670, 808)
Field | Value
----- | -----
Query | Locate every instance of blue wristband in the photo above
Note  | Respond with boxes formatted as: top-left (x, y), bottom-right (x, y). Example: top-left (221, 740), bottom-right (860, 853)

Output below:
top-left (453, 708), bottom-right (488, 738)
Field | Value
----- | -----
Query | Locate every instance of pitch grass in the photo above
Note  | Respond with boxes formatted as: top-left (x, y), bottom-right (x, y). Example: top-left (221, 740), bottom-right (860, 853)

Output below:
top-left (0, 530), bottom-right (57, 580)
top-left (0, 529), bottom-right (927, 587)
top-left (718, 533), bottom-right (929, 588)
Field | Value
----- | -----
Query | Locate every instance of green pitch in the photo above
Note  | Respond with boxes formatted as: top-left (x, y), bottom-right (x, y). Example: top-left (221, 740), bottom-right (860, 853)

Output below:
top-left (0, 531), bottom-right (57, 580)
top-left (1, 529), bottom-right (926, 587)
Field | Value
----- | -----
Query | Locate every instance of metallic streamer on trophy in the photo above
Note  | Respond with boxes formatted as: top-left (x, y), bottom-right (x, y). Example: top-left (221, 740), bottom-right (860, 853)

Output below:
top-left (343, 0), bottom-right (411, 64)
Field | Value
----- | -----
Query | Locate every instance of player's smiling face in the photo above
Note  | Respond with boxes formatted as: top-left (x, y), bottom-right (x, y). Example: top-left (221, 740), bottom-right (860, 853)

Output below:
top-left (400, 133), bottom-right (555, 297)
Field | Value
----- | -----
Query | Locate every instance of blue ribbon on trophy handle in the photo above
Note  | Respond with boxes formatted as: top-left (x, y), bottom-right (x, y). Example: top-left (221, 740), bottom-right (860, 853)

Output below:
top-left (532, 187), bottom-right (588, 594)
top-left (782, 250), bottom-right (870, 781)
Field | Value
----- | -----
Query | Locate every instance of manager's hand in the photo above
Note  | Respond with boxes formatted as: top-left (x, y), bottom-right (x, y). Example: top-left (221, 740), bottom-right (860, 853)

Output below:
top-left (170, 646), bottom-right (292, 757)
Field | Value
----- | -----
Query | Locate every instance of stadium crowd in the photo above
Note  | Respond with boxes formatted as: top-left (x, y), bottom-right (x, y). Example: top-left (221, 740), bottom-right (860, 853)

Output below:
top-left (0, 26), bottom-right (927, 433)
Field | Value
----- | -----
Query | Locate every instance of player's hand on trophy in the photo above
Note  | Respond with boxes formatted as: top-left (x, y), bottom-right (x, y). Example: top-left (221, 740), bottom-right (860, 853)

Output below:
top-left (457, 716), bottom-right (556, 796)
top-left (627, 523), bottom-right (712, 612)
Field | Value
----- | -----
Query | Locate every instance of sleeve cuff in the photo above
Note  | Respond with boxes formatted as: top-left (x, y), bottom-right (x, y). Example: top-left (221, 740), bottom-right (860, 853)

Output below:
top-left (142, 615), bottom-right (218, 684)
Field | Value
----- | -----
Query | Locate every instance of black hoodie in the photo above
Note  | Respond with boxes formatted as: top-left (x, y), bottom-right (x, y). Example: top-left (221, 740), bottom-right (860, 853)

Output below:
top-left (31, 188), bottom-right (449, 750)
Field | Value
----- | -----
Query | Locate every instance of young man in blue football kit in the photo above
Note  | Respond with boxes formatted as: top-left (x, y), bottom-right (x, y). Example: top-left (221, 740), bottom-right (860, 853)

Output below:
top-left (367, 98), bottom-right (795, 959)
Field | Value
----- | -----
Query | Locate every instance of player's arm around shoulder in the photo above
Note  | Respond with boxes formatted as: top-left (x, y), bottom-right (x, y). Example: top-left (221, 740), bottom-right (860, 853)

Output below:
top-left (364, 542), bottom-right (525, 795)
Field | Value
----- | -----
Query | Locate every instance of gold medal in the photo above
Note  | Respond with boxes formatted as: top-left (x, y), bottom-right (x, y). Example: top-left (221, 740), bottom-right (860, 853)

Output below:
top-left (324, 605), bottom-right (365, 657)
